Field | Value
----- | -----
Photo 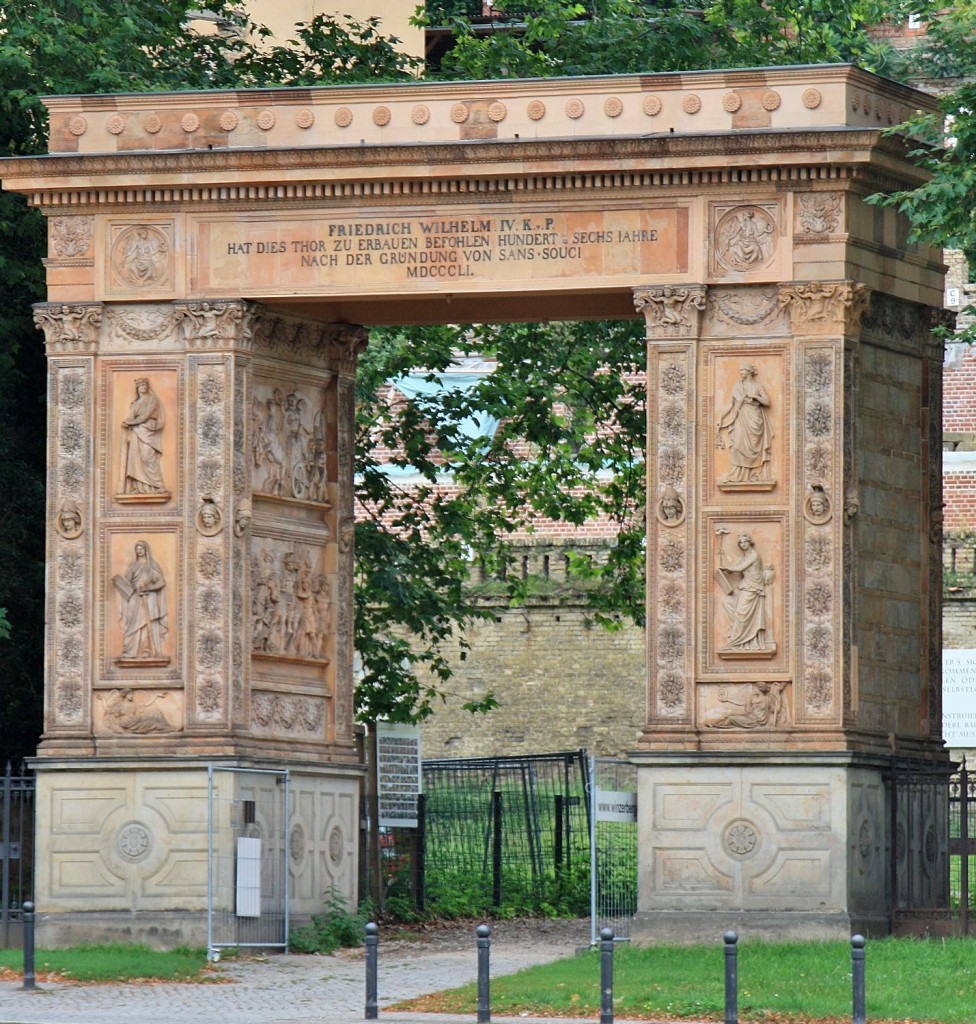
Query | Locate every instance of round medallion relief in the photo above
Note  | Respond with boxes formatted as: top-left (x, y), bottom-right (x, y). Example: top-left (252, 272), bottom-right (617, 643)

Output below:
top-left (335, 107), bottom-right (353, 128)
top-left (527, 99), bottom-right (546, 121)
top-left (256, 109), bottom-right (276, 131)
top-left (373, 105), bottom-right (391, 127)
top-left (488, 101), bottom-right (507, 123)
top-left (724, 819), bottom-right (759, 857)
top-left (565, 98), bottom-right (585, 119)
top-left (603, 96), bottom-right (623, 118)
top-left (106, 115), bottom-right (125, 135)
top-left (328, 824), bottom-right (344, 865)
top-left (802, 88), bottom-right (823, 110)
top-left (761, 89), bottom-right (781, 111)
top-left (722, 92), bottom-right (742, 113)
top-left (411, 104), bottom-right (430, 125)
top-left (682, 93), bottom-right (701, 114)
top-left (68, 115), bottom-right (88, 137)
top-left (295, 108), bottom-right (315, 129)
top-left (181, 113), bottom-right (200, 133)
top-left (143, 114), bottom-right (162, 134)
top-left (219, 110), bottom-right (239, 132)
top-left (450, 102), bottom-right (469, 124)
top-left (643, 95), bottom-right (662, 117)
top-left (117, 822), bottom-right (152, 862)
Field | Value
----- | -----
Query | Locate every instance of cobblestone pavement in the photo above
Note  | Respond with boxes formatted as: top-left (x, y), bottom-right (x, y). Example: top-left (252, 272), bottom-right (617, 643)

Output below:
top-left (0, 919), bottom-right (656, 1024)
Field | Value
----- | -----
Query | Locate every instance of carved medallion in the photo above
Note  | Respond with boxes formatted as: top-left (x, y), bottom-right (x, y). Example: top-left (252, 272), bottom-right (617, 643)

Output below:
top-left (112, 225), bottom-right (171, 289)
top-left (714, 206), bottom-right (776, 272)
top-left (117, 822), bottom-right (152, 862)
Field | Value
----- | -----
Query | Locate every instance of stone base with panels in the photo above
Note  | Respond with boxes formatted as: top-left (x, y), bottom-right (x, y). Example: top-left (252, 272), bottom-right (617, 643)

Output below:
top-left (631, 752), bottom-right (948, 943)
top-left (33, 760), bottom-right (360, 950)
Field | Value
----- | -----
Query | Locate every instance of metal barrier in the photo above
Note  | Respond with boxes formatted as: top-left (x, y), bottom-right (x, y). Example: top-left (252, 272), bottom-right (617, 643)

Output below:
top-left (0, 763), bottom-right (34, 949)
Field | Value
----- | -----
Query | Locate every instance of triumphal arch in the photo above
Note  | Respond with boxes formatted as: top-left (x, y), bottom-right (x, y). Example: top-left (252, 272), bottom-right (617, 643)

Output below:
top-left (2, 64), bottom-right (949, 944)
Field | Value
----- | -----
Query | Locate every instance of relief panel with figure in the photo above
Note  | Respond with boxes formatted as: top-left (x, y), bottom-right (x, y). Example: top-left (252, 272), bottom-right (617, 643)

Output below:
top-left (250, 380), bottom-right (330, 503)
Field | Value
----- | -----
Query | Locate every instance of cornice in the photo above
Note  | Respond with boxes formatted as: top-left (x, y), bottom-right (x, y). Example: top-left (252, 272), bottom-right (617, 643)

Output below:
top-left (2, 129), bottom-right (925, 211)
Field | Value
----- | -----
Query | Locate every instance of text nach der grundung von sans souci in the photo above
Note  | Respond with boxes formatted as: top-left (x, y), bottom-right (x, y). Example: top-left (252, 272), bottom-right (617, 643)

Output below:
top-left (225, 216), bottom-right (661, 280)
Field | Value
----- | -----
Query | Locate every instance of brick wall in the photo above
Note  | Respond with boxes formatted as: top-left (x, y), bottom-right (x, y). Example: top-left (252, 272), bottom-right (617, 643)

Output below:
top-left (419, 542), bottom-right (645, 758)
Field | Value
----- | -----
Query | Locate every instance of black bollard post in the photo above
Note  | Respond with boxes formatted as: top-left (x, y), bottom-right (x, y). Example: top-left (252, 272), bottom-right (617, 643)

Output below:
top-left (22, 901), bottom-right (35, 992)
top-left (600, 927), bottom-right (615, 1024)
top-left (724, 931), bottom-right (738, 1024)
top-left (477, 924), bottom-right (491, 1024)
top-left (364, 921), bottom-right (378, 1020)
top-left (851, 935), bottom-right (866, 1024)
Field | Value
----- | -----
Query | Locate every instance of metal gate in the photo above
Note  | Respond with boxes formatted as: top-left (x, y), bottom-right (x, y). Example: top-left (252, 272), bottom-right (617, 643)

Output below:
top-left (0, 763), bottom-right (33, 949)
top-left (589, 756), bottom-right (637, 943)
top-left (207, 766), bottom-right (289, 955)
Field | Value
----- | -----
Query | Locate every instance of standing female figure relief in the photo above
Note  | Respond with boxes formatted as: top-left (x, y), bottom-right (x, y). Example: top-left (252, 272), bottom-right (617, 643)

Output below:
top-left (715, 528), bottom-right (775, 653)
top-left (715, 364), bottom-right (773, 484)
top-left (115, 540), bottom-right (169, 663)
top-left (119, 377), bottom-right (167, 494)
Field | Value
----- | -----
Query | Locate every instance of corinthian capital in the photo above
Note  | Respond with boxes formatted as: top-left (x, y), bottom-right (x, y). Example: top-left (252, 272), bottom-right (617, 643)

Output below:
top-left (778, 281), bottom-right (869, 335)
top-left (634, 285), bottom-right (706, 339)
top-left (33, 302), bottom-right (102, 353)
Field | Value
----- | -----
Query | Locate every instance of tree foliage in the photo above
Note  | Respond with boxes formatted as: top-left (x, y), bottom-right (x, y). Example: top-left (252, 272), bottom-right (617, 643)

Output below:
top-left (866, 0), bottom-right (976, 335)
top-left (0, 0), bottom-right (925, 753)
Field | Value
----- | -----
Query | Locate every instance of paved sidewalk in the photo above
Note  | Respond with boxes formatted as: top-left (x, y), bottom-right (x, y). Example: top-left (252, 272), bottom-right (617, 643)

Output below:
top-left (0, 926), bottom-right (661, 1024)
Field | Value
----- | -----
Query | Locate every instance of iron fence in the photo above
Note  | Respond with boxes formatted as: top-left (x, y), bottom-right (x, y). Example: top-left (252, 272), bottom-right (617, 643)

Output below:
top-left (378, 751), bottom-right (591, 918)
top-left (0, 762), bottom-right (33, 949)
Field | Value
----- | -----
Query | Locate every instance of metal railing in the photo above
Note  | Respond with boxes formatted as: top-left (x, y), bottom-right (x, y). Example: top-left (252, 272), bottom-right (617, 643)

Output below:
top-left (0, 763), bottom-right (34, 949)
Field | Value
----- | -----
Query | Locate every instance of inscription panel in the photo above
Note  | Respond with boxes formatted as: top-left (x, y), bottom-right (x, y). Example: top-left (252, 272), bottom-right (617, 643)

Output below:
top-left (192, 208), bottom-right (690, 295)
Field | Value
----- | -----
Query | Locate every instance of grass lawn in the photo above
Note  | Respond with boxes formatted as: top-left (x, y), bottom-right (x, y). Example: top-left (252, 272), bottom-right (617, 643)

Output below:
top-left (0, 944), bottom-right (218, 984)
top-left (393, 937), bottom-right (976, 1023)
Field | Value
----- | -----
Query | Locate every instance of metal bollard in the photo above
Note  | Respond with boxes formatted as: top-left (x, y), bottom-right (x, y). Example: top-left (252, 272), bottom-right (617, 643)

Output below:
top-left (851, 934), bottom-right (866, 1024)
top-left (22, 901), bottom-right (35, 992)
top-left (600, 927), bottom-right (615, 1024)
top-left (364, 921), bottom-right (378, 1020)
top-left (477, 924), bottom-right (491, 1023)
top-left (724, 930), bottom-right (738, 1024)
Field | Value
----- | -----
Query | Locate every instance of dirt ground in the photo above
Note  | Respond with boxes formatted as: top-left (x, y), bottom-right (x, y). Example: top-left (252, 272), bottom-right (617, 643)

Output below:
top-left (368, 915), bottom-right (592, 956)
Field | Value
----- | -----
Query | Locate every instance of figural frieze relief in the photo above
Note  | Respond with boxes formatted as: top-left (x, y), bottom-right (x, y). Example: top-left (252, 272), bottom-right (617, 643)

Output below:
top-left (113, 540), bottom-right (170, 666)
top-left (702, 681), bottom-right (790, 729)
top-left (111, 224), bottom-right (172, 290)
top-left (713, 205), bottom-right (776, 274)
top-left (714, 363), bottom-right (774, 490)
top-left (34, 303), bottom-right (102, 353)
top-left (714, 528), bottom-right (776, 658)
top-left (250, 385), bottom-right (329, 502)
top-left (96, 687), bottom-right (180, 733)
top-left (251, 540), bottom-right (331, 662)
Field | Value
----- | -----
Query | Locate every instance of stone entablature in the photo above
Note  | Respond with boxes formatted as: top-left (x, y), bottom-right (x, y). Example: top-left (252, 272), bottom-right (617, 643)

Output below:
top-left (43, 66), bottom-right (933, 156)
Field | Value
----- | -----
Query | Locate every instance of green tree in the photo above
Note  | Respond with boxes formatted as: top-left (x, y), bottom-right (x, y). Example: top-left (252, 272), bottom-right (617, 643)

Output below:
top-left (865, 0), bottom-right (976, 336)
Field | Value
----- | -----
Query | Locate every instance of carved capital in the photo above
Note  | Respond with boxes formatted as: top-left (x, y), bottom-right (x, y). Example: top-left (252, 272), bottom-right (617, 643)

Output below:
top-left (634, 285), bottom-right (706, 339)
top-left (326, 324), bottom-right (369, 376)
top-left (34, 302), bottom-right (102, 353)
top-left (778, 281), bottom-right (868, 335)
top-left (175, 300), bottom-right (252, 348)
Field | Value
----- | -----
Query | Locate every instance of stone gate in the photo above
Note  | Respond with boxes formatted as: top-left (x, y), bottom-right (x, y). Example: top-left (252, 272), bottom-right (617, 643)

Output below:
top-left (0, 64), bottom-right (949, 944)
